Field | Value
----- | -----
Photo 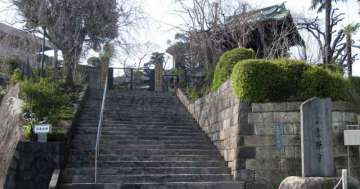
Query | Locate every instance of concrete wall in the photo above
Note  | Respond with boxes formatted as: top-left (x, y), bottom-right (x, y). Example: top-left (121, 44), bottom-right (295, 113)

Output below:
top-left (4, 142), bottom-right (63, 189)
top-left (177, 80), bottom-right (360, 188)
top-left (0, 84), bottom-right (22, 189)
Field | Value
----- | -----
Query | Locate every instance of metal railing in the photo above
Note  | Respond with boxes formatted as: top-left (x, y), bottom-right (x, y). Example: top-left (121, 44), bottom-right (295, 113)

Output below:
top-left (94, 77), bottom-right (108, 183)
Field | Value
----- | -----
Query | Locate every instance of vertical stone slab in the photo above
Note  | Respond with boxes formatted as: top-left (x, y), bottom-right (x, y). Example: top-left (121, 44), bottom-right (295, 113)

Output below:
top-left (301, 98), bottom-right (335, 177)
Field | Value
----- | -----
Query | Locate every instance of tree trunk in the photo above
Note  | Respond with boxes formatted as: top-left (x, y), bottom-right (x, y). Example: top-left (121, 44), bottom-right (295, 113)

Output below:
top-left (325, 0), bottom-right (332, 64)
top-left (346, 34), bottom-right (352, 77)
top-left (63, 52), bottom-right (80, 89)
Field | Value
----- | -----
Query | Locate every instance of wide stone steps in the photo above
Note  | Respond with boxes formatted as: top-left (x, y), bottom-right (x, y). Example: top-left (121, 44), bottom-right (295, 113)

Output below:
top-left (67, 161), bottom-right (226, 168)
top-left (70, 138), bottom-right (210, 145)
top-left (59, 90), bottom-right (243, 189)
top-left (71, 144), bottom-right (215, 150)
top-left (62, 174), bottom-right (232, 184)
top-left (63, 167), bottom-right (229, 176)
top-left (69, 149), bottom-right (220, 156)
top-left (60, 182), bottom-right (244, 189)
top-left (69, 154), bottom-right (223, 162)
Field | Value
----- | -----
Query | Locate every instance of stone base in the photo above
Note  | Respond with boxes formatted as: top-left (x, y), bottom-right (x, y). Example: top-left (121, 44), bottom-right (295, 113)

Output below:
top-left (278, 176), bottom-right (360, 189)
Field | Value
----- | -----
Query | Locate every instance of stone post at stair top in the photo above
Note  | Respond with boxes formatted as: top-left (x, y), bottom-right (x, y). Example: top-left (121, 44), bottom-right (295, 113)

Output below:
top-left (155, 62), bottom-right (163, 92)
top-left (300, 98), bottom-right (335, 177)
top-left (100, 61), bottom-right (109, 88)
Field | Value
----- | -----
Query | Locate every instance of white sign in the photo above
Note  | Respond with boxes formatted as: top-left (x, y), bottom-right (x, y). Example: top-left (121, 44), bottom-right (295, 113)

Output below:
top-left (344, 130), bottom-right (360, 146)
top-left (34, 124), bottom-right (51, 134)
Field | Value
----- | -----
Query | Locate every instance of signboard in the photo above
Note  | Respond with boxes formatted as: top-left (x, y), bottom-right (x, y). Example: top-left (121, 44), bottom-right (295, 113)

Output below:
top-left (275, 125), bottom-right (283, 150)
top-left (344, 130), bottom-right (360, 146)
top-left (34, 124), bottom-right (51, 134)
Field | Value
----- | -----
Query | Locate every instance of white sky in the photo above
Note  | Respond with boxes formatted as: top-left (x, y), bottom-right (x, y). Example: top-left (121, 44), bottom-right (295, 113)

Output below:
top-left (1, 0), bottom-right (360, 74)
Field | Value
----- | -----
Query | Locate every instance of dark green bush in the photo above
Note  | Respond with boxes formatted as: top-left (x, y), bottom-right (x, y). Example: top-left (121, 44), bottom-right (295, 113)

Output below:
top-left (212, 48), bottom-right (255, 90)
top-left (300, 67), bottom-right (348, 100)
top-left (231, 59), bottom-right (287, 102)
top-left (349, 77), bottom-right (360, 95)
top-left (186, 87), bottom-right (200, 102)
top-left (272, 59), bottom-right (309, 100)
top-left (21, 79), bottom-right (73, 124)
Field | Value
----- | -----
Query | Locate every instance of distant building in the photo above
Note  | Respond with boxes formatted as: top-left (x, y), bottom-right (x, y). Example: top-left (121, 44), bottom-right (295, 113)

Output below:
top-left (167, 3), bottom-right (304, 87)
top-left (0, 23), bottom-right (56, 69)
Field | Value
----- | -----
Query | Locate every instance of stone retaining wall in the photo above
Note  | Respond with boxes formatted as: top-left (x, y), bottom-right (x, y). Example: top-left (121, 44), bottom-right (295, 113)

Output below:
top-left (177, 80), bottom-right (360, 189)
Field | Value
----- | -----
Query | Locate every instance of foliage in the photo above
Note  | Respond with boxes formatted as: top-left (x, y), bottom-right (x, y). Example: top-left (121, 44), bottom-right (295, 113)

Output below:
top-left (231, 59), bottom-right (286, 102)
top-left (212, 48), bottom-right (255, 90)
top-left (273, 59), bottom-right (309, 100)
top-left (21, 79), bottom-right (73, 125)
top-left (48, 127), bottom-right (66, 141)
top-left (0, 86), bottom-right (6, 101)
top-left (0, 57), bottom-right (23, 79)
top-left (10, 69), bottom-right (23, 84)
top-left (87, 57), bottom-right (101, 67)
top-left (231, 58), bottom-right (349, 103)
top-left (349, 77), bottom-right (360, 96)
top-left (186, 87), bottom-right (200, 102)
top-left (13, 0), bottom-right (124, 85)
top-left (300, 66), bottom-right (348, 100)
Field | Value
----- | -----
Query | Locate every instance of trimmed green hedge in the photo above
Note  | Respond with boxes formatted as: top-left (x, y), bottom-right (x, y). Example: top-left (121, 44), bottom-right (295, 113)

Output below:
top-left (300, 67), bottom-right (348, 100)
top-left (212, 48), bottom-right (255, 90)
top-left (231, 59), bottom-right (286, 102)
top-left (231, 59), bottom-right (349, 103)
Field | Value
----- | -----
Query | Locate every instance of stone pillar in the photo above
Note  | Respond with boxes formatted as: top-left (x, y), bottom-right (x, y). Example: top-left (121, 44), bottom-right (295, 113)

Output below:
top-left (100, 61), bottom-right (109, 88)
top-left (300, 98), bottom-right (335, 177)
top-left (155, 63), bottom-right (163, 92)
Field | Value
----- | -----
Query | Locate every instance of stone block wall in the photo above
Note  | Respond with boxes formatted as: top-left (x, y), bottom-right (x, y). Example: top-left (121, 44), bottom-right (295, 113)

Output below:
top-left (4, 142), bottom-right (64, 189)
top-left (177, 80), bottom-right (360, 188)
top-left (177, 81), bottom-right (253, 178)
top-left (0, 84), bottom-right (22, 188)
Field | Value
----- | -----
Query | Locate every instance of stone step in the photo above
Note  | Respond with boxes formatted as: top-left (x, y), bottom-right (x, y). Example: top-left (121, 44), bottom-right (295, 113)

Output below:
top-left (69, 154), bottom-right (222, 162)
top-left (60, 181), bottom-right (244, 189)
top-left (67, 161), bottom-right (226, 168)
top-left (69, 149), bottom-right (220, 156)
top-left (62, 174), bottom-right (233, 184)
top-left (73, 130), bottom-right (204, 136)
top-left (74, 123), bottom-right (196, 128)
top-left (71, 143), bottom-right (215, 150)
top-left (72, 135), bottom-right (210, 142)
top-left (71, 138), bottom-right (210, 145)
top-left (63, 167), bottom-right (229, 176)
top-left (74, 126), bottom-right (199, 132)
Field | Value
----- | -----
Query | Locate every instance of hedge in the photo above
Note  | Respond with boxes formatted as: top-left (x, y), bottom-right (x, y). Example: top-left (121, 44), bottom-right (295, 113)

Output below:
top-left (300, 66), bottom-right (348, 101)
top-left (231, 59), bottom-right (349, 103)
top-left (231, 59), bottom-right (287, 102)
top-left (212, 48), bottom-right (255, 90)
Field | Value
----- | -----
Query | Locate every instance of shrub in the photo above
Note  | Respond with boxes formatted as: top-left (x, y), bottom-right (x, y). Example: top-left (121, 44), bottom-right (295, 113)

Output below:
top-left (11, 69), bottom-right (23, 84)
top-left (21, 79), bottom-right (73, 124)
top-left (349, 77), bottom-right (360, 95)
top-left (231, 59), bottom-right (287, 102)
top-left (300, 67), bottom-right (348, 100)
top-left (186, 87), bottom-right (200, 102)
top-left (272, 59), bottom-right (309, 100)
top-left (212, 48), bottom-right (255, 90)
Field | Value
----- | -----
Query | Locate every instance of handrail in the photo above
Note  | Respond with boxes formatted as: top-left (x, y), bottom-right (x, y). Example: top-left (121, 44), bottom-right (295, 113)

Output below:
top-left (94, 78), bottom-right (108, 183)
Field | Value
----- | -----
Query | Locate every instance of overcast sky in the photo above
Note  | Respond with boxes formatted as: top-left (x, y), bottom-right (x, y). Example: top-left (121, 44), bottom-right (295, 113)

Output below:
top-left (1, 0), bottom-right (360, 74)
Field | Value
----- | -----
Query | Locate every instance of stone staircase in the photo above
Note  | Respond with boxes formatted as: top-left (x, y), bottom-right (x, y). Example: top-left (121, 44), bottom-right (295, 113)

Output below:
top-left (59, 90), bottom-right (244, 189)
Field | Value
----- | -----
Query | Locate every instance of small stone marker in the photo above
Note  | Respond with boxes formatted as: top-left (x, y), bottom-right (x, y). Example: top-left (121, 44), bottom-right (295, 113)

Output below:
top-left (34, 124), bottom-right (51, 143)
top-left (300, 98), bottom-right (335, 177)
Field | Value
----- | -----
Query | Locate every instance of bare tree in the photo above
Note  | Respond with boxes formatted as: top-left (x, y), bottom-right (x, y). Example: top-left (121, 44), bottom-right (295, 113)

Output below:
top-left (297, 9), bottom-right (347, 66)
top-left (12, 0), bottom-right (140, 87)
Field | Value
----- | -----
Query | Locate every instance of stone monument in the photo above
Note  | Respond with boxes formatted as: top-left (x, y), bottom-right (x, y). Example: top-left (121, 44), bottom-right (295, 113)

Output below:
top-left (300, 97), bottom-right (335, 177)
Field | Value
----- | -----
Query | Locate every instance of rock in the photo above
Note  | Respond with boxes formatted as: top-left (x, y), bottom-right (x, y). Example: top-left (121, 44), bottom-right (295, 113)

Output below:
top-left (278, 176), bottom-right (360, 189)
top-left (0, 73), bottom-right (9, 87)
top-left (0, 84), bottom-right (23, 188)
